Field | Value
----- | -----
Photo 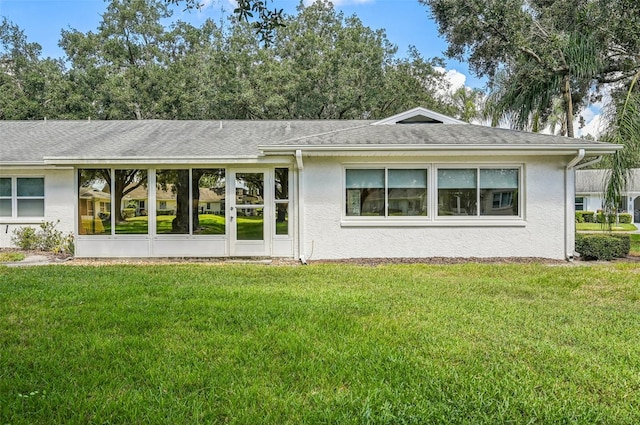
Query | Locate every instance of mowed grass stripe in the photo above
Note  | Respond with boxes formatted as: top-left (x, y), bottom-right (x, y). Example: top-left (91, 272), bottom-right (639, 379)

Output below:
top-left (1, 263), bottom-right (639, 424)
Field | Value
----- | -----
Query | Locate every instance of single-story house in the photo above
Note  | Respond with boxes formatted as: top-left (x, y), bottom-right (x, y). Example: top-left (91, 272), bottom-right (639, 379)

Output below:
top-left (0, 107), bottom-right (621, 261)
top-left (575, 168), bottom-right (640, 222)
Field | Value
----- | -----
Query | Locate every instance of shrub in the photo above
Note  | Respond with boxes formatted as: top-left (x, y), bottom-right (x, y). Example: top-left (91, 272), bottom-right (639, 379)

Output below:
top-left (581, 211), bottom-right (595, 223)
top-left (122, 208), bottom-right (136, 219)
top-left (11, 226), bottom-right (38, 250)
top-left (12, 221), bottom-right (74, 255)
top-left (618, 213), bottom-right (632, 224)
top-left (575, 212), bottom-right (585, 223)
top-left (575, 233), bottom-right (630, 261)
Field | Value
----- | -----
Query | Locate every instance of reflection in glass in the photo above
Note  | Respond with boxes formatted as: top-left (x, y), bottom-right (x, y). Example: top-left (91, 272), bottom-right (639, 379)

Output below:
top-left (388, 169), bottom-right (427, 216)
top-left (193, 169), bottom-right (226, 235)
top-left (156, 169), bottom-right (189, 234)
top-left (16, 178), bottom-right (45, 218)
top-left (275, 168), bottom-right (289, 200)
top-left (17, 178), bottom-right (44, 197)
top-left (480, 169), bottom-right (519, 216)
top-left (437, 169), bottom-right (477, 216)
top-left (275, 203), bottom-right (288, 235)
top-left (237, 208), bottom-right (263, 240)
top-left (114, 169), bottom-right (148, 234)
top-left (78, 169), bottom-right (111, 235)
top-left (235, 173), bottom-right (264, 205)
top-left (345, 169), bottom-right (384, 216)
top-left (0, 178), bottom-right (11, 217)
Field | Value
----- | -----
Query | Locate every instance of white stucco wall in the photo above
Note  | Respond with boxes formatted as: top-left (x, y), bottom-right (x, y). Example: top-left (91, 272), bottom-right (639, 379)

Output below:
top-left (300, 155), bottom-right (568, 260)
top-left (0, 168), bottom-right (75, 248)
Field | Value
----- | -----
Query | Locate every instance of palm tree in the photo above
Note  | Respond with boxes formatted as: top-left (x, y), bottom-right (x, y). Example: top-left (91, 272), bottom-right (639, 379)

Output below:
top-left (602, 72), bottom-right (640, 218)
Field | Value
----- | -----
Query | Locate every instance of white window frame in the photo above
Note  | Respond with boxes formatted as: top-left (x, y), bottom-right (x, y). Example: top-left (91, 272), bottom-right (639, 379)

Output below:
top-left (274, 167), bottom-right (291, 238)
top-left (575, 196), bottom-right (585, 211)
top-left (435, 165), bottom-right (523, 220)
top-left (341, 163), bottom-right (525, 227)
top-left (0, 176), bottom-right (45, 220)
top-left (342, 165), bottom-right (429, 223)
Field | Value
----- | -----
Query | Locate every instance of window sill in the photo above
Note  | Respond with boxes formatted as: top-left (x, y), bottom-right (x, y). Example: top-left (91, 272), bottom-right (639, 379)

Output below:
top-left (0, 218), bottom-right (46, 225)
top-left (341, 218), bottom-right (526, 227)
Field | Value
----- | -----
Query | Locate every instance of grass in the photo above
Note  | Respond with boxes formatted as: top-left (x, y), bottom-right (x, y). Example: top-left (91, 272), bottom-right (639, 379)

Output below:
top-left (0, 252), bottom-right (25, 262)
top-left (630, 234), bottom-right (640, 256)
top-left (576, 222), bottom-right (637, 231)
top-left (92, 215), bottom-right (281, 238)
top-left (1, 263), bottom-right (640, 424)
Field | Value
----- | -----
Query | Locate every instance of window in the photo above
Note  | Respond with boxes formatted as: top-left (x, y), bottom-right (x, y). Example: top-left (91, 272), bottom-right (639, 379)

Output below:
top-left (345, 168), bottom-right (427, 217)
top-left (575, 197), bottom-right (585, 211)
top-left (0, 177), bottom-right (45, 218)
top-left (275, 168), bottom-right (289, 236)
top-left (78, 169), bottom-right (147, 235)
top-left (193, 168), bottom-right (225, 235)
top-left (0, 178), bottom-right (11, 217)
top-left (78, 170), bottom-right (110, 235)
top-left (438, 168), bottom-right (520, 217)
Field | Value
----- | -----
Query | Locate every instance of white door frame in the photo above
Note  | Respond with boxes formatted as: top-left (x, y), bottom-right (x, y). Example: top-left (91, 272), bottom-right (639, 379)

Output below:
top-left (228, 168), bottom-right (271, 256)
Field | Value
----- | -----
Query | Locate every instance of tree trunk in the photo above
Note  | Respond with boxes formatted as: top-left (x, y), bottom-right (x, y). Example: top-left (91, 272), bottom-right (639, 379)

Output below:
top-left (172, 170), bottom-right (190, 233)
top-left (563, 74), bottom-right (575, 138)
top-left (191, 170), bottom-right (205, 231)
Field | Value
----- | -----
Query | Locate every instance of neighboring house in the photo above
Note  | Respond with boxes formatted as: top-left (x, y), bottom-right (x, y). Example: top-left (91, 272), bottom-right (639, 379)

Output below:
top-left (0, 107), bottom-right (620, 260)
top-left (575, 168), bottom-right (640, 223)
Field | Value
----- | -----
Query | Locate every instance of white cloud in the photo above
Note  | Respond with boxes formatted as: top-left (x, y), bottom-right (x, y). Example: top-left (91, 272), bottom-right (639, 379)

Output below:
top-left (577, 113), bottom-right (603, 139)
top-left (434, 67), bottom-right (467, 94)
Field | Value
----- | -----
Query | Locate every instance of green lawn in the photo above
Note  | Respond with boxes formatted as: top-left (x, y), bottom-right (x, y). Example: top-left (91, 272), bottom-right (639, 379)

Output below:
top-left (576, 222), bottom-right (638, 231)
top-left (631, 234), bottom-right (640, 256)
top-left (2, 263), bottom-right (640, 424)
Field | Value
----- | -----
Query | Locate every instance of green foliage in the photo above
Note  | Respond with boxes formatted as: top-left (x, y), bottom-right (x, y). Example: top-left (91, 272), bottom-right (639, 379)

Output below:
top-left (11, 221), bottom-right (74, 255)
top-left (575, 233), bottom-right (630, 260)
top-left (2, 264), bottom-right (640, 423)
top-left (619, 213), bottom-right (632, 224)
top-left (423, 0), bottom-right (640, 137)
top-left (3, 1), bottom-right (463, 122)
top-left (602, 72), bottom-right (640, 216)
top-left (122, 208), bottom-right (136, 219)
top-left (576, 211), bottom-right (596, 223)
top-left (0, 251), bottom-right (25, 262)
top-left (10, 226), bottom-right (38, 250)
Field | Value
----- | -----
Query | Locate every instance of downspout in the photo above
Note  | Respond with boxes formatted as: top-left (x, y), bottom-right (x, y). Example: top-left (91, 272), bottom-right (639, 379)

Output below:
top-left (565, 149), bottom-right (585, 261)
top-left (295, 150), bottom-right (307, 264)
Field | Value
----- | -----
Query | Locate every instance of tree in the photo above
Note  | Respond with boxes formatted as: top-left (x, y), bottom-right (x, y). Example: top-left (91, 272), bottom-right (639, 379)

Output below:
top-left (165, 0), bottom-right (284, 44)
top-left (0, 18), bottom-right (67, 119)
top-left (60, 0), bottom-right (174, 119)
top-left (422, 0), bottom-right (640, 137)
top-left (602, 72), bottom-right (640, 217)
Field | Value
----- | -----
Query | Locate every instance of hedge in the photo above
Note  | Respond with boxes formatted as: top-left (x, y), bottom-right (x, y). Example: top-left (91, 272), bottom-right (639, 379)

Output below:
top-left (575, 233), bottom-right (630, 261)
top-left (575, 211), bottom-right (595, 223)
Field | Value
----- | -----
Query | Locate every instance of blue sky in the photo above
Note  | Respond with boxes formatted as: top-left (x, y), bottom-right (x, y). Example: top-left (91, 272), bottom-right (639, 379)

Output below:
top-left (0, 0), bottom-right (485, 89)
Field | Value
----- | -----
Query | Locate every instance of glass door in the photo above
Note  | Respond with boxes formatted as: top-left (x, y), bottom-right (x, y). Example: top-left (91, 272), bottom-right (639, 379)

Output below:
top-left (230, 171), bottom-right (268, 256)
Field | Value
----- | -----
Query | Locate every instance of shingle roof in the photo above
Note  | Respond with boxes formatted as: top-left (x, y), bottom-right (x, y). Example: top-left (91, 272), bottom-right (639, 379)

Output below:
top-left (576, 169), bottom-right (640, 193)
top-left (269, 123), bottom-right (610, 147)
top-left (0, 116), bottom-right (620, 165)
top-left (0, 120), bottom-right (368, 164)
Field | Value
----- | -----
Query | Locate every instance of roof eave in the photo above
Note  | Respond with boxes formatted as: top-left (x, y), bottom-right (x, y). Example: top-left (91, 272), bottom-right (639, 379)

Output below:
top-left (259, 144), bottom-right (622, 156)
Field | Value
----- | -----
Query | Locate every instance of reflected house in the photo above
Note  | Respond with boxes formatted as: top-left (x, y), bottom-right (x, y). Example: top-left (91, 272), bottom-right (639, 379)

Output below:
top-left (121, 185), bottom-right (226, 216)
top-left (122, 185), bottom-right (149, 216)
top-left (198, 187), bottom-right (225, 215)
top-left (78, 186), bottom-right (111, 234)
